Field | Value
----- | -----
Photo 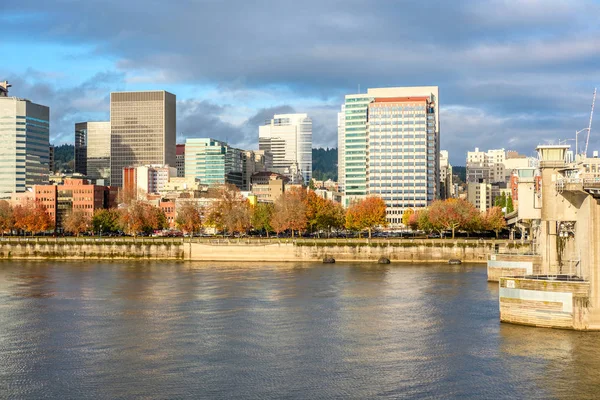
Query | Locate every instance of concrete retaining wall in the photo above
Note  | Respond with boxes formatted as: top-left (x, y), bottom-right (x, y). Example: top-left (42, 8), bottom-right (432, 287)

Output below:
top-left (0, 242), bottom-right (185, 260)
top-left (0, 239), bottom-right (532, 263)
top-left (499, 277), bottom-right (592, 330)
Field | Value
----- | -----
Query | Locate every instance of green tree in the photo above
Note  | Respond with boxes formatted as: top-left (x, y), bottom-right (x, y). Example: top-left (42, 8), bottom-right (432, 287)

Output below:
top-left (92, 209), bottom-right (121, 233)
top-left (251, 202), bottom-right (274, 237)
top-left (417, 209), bottom-right (434, 233)
top-left (495, 193), bottom-right (514, 213)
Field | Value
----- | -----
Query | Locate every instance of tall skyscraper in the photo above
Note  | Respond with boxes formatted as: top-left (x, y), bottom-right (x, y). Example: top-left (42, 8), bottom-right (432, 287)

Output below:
top-left (339, 86), bottom-right (440, 226)
top-left (75, 123), bottom-right (87, 175)
top-left (75, 121), bottom-right (111, 183)
top-left (110, 91), bottom-right (176, 187)
top-left (0, 82), bottom-right (50, 197)
top-left (185, 138), bottom-right (243, 189)
top-left (259, 113), bottom-right (312, 184)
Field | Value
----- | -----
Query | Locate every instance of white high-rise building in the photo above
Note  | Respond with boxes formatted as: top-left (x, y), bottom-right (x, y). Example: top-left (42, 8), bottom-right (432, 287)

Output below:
top-left (339, 86), bottom-right (440, 227)
top-left (259, 113), bottom-right (312, 184)
top-left (337, 105), bottom-right (346, 193)
top-left (0, 82), bottom-right (50, 198)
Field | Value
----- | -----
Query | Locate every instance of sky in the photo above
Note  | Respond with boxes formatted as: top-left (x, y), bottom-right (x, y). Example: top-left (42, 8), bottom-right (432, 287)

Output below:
top-left (2, 0), bottom-right (600, 165)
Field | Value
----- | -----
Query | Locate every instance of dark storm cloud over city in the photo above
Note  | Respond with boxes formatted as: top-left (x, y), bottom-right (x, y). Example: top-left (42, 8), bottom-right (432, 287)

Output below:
top-left (2, 0), bottom-right (600, 163)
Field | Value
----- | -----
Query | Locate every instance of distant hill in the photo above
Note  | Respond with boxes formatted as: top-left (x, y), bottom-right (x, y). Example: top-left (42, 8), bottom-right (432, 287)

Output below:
top-left (453, 166), bottom-right (466, 183)
top-left (312, 147), bottom-right (337, 181)
top-left (53, 144), bottom-right (74, 172)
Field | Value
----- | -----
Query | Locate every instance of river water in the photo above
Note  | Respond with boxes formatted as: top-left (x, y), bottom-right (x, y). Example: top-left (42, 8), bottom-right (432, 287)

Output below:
top-left (0, 261), bottom-right (599, 399)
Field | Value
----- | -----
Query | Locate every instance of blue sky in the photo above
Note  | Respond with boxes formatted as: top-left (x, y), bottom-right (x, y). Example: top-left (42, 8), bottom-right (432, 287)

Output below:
top-left (2, 0), bottom-right (600, 165)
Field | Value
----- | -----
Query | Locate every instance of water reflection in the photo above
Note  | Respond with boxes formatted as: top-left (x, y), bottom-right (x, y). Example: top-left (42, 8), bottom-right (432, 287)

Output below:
top-left (0, 261), bottom-right (599, 399)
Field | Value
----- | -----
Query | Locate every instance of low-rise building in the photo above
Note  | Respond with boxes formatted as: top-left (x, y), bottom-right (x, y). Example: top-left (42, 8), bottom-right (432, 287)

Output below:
top-left (10, 178), bottom-right (117, 231)
top-left (250, 171), bottom-right (288, 203)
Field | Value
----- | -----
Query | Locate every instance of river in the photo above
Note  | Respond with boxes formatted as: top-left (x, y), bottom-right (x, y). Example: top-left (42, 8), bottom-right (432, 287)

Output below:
top-left (0, 261), bottom-right (599, 399)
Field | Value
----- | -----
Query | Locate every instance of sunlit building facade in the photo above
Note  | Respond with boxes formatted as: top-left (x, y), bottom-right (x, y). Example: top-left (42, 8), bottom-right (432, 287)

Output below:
top-left (339, 86), bottom-right (440, 226)
top-left (75, 121), bottom-right (111, 184)
top-left (259, 113), bottom-right (312, 184)
top-left (110, 91), bottom-right (176, 187)
top-left (185, 138), bottom-right (243, 189)
top-left (0, 93), bottom-right (50, 198)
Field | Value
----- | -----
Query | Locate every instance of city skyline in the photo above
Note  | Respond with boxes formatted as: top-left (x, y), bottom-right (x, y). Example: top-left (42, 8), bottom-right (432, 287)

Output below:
top-left (3, 1), bottom-right (600, 165)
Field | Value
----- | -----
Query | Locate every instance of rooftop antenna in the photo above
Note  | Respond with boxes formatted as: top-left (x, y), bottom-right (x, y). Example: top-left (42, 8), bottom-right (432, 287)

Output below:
top-left (584, 88), bottom-right (596, 157)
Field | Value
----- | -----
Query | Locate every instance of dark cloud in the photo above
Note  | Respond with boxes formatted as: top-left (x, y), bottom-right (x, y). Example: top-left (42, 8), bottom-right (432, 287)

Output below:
top-left (178, 102), bottom-right (296, 150)
top-left (3, 0), bottom-right (600, 163)
top-left (5, 71), bottom-right (124, 144)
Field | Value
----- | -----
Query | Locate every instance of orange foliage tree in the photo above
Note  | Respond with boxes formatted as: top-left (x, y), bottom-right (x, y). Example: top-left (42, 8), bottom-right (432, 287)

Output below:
top-left (305, 190), bottom-right (345, 237)
top-left (119, 202), bottom-right (167, 237)
top-left (345, 196), bottom-right (387, 239)
top-left (13, 201), bottom-right (53, 235)
top-left (205, 184), bottom-right (252, 235)
top-left (270, 187), bottom-right (307, 238)
top-left (63, 209), bottom-right (91, 236)
top-left (483, 206), bottom-right (506, 238)
top-left (428, 198), bottom-right (480, 238)
top-left (176, 201), bottom-right (203, 236)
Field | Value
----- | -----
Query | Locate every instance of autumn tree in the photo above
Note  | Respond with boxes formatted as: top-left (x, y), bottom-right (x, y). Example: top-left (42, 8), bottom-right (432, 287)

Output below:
top-left (92, 209), bottom-right (121, 233)
top-left (269, 187), bottom-right (307, 238)
top-left (408, 211), bottom-right (419, 231)
top-left (0, 200), bottom-right (14, 236)
top-left (205, 184), bottom-right (251, 235)
top-left (224, 199), bottom-right (252, 235)
top-left (119, 202), bottom-right (146, 236)
top-left (146, 205), bottom-right (168, 232)
top-left (270, 204), bottom-right (288, 237)
top-left (63, 209), bottom-right (91, 236)
top-left (483, 206), bottom-right (507, 238)
top-left (345, 196), bottom-right (387, 239)
top-left (251, 202), bottom-right (274, 237)
top-left (305, 190), bottom-right (344, 237)
top-left (119, 202), bottom-right (167, 236)
top-left (428, 198), bottom-right (480, 239)
top-left (14, 202), bottom-right (53, 235)
top-left (402, 208), bottom-right (414, 227)
top-left (176, 201), bottom-right (203, 236)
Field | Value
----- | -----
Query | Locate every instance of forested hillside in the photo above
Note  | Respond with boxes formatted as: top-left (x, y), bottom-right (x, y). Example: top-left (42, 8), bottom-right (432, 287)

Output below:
top-left (312, 148), bottom-right (337, 181)
top-left (53, 144), bottom-right (75, 172)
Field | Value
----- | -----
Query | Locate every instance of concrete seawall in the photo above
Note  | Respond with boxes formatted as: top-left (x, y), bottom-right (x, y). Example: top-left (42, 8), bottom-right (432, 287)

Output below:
top-left (0, 239), bottom-right (533, 263)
